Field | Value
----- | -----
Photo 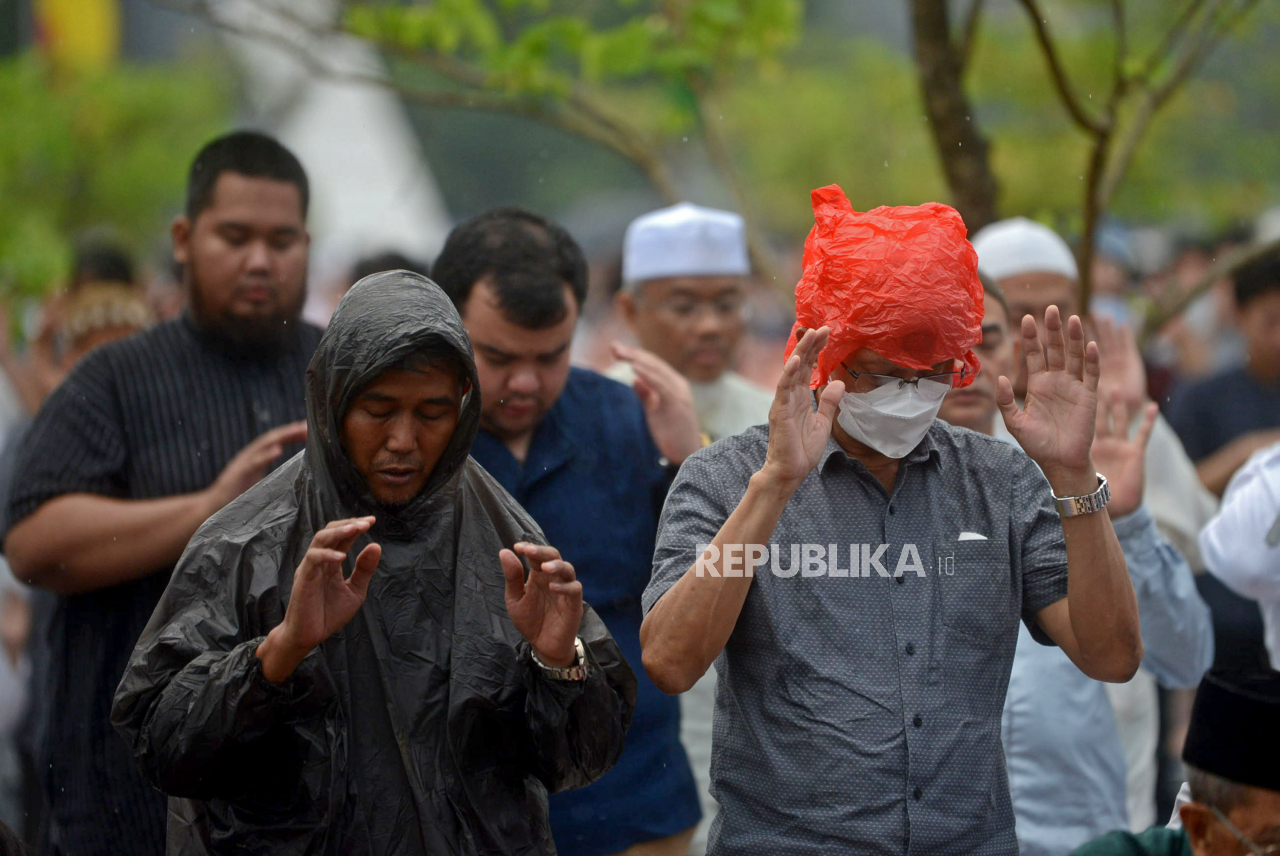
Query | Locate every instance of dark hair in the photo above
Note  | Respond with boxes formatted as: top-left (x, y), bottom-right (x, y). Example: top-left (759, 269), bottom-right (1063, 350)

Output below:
top-left (350, 252), bottom-right (429, 284)
top-left (430, 206), bottom-right (587, 329)
top-left (185, 131), bottom-right (309, 221)
top-left (977, 270), bottom-right (1010, 322)
top-left (1233, 251), bottom-right (1280, 309)
top-left (72, 241), bottom-right (135, 288)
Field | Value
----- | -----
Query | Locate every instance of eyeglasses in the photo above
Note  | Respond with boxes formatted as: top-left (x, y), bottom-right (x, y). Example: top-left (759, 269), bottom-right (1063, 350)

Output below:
top-left (1210, 805), bottom-right (1280, 855)
top-left (840, 361), bottom-right (967, 394)
top-left (647, 294), bottom-right (749, 322)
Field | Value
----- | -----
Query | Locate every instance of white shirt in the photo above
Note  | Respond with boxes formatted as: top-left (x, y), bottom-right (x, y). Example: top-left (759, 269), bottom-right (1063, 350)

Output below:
top-left (1200, 441), bottom-right (1280, 670)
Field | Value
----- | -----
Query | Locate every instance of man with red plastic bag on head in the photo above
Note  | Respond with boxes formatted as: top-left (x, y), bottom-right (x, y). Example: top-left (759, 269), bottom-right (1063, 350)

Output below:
top-left (640, 185), bottom-right (1143, 855)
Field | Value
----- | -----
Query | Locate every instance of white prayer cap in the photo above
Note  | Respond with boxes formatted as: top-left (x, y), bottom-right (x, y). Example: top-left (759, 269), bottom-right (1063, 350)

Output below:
top-left (622, 202), bottom-right (751, 288)
top-left (971, 217), bottom-right (1079, 282)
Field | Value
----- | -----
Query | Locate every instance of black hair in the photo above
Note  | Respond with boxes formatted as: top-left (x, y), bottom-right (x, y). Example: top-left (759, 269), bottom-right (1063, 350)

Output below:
top-left (72, 241), bottom-right (135, 288)
top-left (185, 131), bottom-right (309, 221)
top-left (430, 206), bottom-right (587, 329)
top-left (1233, 251), bottom-right (1280, 309)
top-left (350, 251), bottom-right (429, 284)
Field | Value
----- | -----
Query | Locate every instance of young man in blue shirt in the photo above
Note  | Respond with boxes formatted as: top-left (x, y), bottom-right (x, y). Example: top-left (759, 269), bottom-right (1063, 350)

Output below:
top-left (432, 208), bottom-right (703, 856)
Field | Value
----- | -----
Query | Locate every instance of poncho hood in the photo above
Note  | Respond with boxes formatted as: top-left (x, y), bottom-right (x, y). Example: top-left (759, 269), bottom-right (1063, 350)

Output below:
top-left (306, 270), bottom-right (481, 537)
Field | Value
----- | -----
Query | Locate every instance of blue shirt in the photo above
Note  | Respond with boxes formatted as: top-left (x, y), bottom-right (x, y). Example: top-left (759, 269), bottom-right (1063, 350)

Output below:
top-left (1168, 366), bottom-right (1280, 461)
top-left (1002, 506), bottom-right (1214, 856)
top-left (470, 367), bottom-right (700, 856)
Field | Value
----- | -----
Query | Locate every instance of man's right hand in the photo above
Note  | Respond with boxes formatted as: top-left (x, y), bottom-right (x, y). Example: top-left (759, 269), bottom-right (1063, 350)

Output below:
top-left (761, 326), bottom-right (844, 490)
top-left (256, 517), bottom-right (381, 683)
top-left (205, 421), bottom-right (308, 514)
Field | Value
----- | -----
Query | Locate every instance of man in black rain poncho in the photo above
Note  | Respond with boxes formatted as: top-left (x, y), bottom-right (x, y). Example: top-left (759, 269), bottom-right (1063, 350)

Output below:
top-left (111, 270), bottom-right (636, 855)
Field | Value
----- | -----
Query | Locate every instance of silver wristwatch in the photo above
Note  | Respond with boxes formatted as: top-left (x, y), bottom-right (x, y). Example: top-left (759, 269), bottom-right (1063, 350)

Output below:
top-left (531, 637), bottom-right (589, 681)
top-left (1052, 473), bottom-right (1111, 517)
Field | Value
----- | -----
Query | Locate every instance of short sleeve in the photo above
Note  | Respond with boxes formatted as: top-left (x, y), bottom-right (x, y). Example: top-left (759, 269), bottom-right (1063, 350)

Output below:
top-left (642, 448), bottom-right (739, 617)
top-left (6, 353), bottom-right (128, 529)
top-left (1010, 452), bottom-right (1068, 644)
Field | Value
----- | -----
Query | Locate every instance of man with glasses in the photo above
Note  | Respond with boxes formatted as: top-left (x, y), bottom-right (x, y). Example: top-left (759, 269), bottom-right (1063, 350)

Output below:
top-left (641, 187), bottom-right (1143, 855)
top-left (610, 203), bottom-right (773, 444)
top-left (1073, 670), bottom-right (1280, 856)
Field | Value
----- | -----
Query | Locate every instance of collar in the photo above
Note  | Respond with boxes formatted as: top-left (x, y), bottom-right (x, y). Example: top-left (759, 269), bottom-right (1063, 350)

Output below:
top-left (819, 424), bottom-right (943, 473)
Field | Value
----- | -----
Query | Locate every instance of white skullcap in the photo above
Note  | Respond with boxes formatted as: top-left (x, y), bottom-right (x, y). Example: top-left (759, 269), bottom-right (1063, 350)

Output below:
top-left (971, 216), bottom-right (1078, 282)
top-left (622, 202), bottom-right (750, 288)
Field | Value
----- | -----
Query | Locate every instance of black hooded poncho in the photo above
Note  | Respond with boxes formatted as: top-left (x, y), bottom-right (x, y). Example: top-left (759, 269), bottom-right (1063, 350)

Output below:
top-left (112, 271), bottom-right (635, 855)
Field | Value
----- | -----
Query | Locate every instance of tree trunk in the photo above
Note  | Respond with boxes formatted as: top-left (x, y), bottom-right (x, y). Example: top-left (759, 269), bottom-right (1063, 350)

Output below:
top-left (909, 0), bottom-right (1000, 233)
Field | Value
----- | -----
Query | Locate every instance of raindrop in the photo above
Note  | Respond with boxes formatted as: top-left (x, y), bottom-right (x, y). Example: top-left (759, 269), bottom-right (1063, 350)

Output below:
top-left (884, 160), bottom-right (889, 168)
top-left (682, 136), bottom-right (689, 142)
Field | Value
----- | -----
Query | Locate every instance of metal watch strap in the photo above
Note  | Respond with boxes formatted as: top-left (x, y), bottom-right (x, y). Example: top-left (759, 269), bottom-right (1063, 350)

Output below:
top-left (531, 637), bottom-right (589, 681)
top-left (1052, 473), bottom-right (1111, 517)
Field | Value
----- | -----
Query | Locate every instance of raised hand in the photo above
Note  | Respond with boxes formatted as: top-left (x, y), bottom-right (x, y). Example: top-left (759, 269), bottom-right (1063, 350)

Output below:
top-left (611, 342), bottom-right (704, 464)
top-left (762, 326), bottom-right (845, 489)
top-left (501, 542), bottom-right (583, 668)
top-left (207, 421), bottom-right (309, 513)
top-left (257, 517), bottom-right (381, 683)
top-left (1094, 315), bottom-right (1148, 413)
top-left (1091, 390), bottom-right (1159, 518)
top-left (997, 307), bottom-right (1100, 491)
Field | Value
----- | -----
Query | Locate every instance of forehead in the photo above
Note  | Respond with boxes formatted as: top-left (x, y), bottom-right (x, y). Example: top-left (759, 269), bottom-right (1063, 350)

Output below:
top-left (199, 172), bottom-right (304, 227)
top-left (356, 365), bottom-right (460, 399)
top-left (462, 280), bottom-right (577, 352)
top-left (844, 347), bottom-right (952, 373)
top-left (982, 295), bottom-right (1010, 328)
top-left (998, 271), bottom-right (1078, 311)
top-left (636, 275), bottom-right (747, 299)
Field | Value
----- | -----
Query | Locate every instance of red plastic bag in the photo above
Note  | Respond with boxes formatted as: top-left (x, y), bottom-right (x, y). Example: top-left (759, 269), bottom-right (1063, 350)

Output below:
top-left (784, 185), bottom-right (983, 389)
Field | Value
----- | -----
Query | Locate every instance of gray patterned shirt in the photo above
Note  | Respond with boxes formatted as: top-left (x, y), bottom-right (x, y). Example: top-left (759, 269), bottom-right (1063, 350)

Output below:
top-left (642, 421), bottom-right (1070, 855)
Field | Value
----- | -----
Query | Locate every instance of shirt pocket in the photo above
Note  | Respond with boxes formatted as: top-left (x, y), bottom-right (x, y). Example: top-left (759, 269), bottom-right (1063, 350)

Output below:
top-left (934, 537), bottom-right (1018, 644)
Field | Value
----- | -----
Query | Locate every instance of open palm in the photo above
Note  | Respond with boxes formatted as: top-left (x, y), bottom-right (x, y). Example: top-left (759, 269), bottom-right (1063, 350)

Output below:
top-left (999, 307), bottom-right (1099, 475)
top-left (283, 517), bottom-right (382, 653)
top-left (501, 542), bottom-right (583, 668)
top-left (765, 326), bottom-right (846, 486)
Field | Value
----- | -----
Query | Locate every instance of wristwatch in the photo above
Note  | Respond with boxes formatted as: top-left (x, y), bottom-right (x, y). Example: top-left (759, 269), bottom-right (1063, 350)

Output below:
top-left (531, 637), bottom-right (589, 681)
top-left (1052, 473), bottom-right (1111, 517)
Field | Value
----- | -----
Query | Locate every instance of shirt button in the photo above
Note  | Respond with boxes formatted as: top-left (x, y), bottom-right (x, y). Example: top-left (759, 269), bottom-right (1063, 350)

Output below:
top-left (888, 504), bottom-right (895, 515)
top-left (896, 575), bottom-right (904, 585)
top-left (913, 714), bottom-right (923, 728)
top-left (913, 787), bottom-right (923, 801)
top-left (905, 643), bottom-right (915, 656)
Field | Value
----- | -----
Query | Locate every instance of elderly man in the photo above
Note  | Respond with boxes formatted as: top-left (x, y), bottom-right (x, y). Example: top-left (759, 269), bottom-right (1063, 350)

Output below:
top-left (610, 202), bottom-right (773, 442)
top-left (112, 272), bottom-right (635, 855)
top-left (939, 275), bottom-right (1213, 854)
top-left (641, 186), bottom-right (1143, 855)
top-left (973, 217), bottom-right (1221, 828)
top-left (1073, 670), bottom-right (1280, 856)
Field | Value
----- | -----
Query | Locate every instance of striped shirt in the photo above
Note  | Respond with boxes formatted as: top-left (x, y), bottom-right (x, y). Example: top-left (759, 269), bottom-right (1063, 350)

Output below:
top-left (6, 313), bottom-right (320, 856)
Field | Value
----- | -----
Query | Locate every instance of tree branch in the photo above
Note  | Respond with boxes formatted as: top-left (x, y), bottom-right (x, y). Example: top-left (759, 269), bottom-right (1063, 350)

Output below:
top-left (1142, 236), bottom-right (1280, 341)
top-left (1014, 0), bottom-right (1109, 135)
top-left (958, 0), bottom-right (986, 73)
top-left (1133, 0), bottom-right (1209, 89)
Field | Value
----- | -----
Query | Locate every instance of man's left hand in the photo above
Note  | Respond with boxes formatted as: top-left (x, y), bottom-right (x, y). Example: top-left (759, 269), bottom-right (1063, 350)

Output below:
top-left (501, 542), bottom-right (583, 668)
top-left (611, 343), bottom-right (704, 464)
top-left (1091, 392), bottom-right (1159, 518)
top-left (998, 306), bottom-right (1101, 493)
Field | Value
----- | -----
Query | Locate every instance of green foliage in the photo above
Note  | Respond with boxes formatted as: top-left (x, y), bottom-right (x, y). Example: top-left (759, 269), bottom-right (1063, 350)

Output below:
top-left (345, 0), bottom-right (801, 98)
top-left (0, 52), bottom-right (230, 298)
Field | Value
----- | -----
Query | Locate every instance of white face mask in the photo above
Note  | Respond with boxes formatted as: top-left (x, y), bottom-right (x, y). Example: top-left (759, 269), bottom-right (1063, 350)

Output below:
top-left (836, 377), bottom-right (950, 459)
